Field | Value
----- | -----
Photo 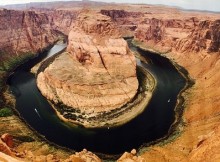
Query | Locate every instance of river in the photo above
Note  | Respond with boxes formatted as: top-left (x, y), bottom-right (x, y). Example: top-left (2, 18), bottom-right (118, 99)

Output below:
top-left (7, 40), bottom-right (186, 156)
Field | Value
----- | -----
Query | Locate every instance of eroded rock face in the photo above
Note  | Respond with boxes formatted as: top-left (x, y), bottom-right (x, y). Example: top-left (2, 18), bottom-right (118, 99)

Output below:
top-left (1, 133), bottom-right (13, 148)
top-left (100, 9), bottom-right (144, 37)
top-left (0, 8), bottom-right (59, 95)
top-left (135, 17), bottom-right (220, 54)
top-left (45, 9), bottom-right (79, 35)
top-left (117, 149), bottom-right (145, 162)
top-left (64, 149), bottom-right (101, 162)
top-left (0, 139), bottom-right (13, 156)
top-left (2, 4), bottom-right (220, 162)
top-left (37, 11), bottom-right (138, 114)
top-left (100, 9), bottom-right (144, 20)
top-left (0, 133), bottom-right (14, 156)
top-left (133, 10), bottom-right (220, 162)
top-left (0, 9), bottom-right (57, 57)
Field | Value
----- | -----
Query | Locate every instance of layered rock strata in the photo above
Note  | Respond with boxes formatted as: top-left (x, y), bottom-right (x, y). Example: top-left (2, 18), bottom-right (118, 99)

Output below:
top-left (36, 9), bottom-right (79, 35)
top-left (0, 9), bottom-right (57, 58)
top-left (37, 12), bottom-right (139, 127)
top-left (0, 8), bottom-right (58, 95)
top-left (135, 18), bottom-right (220, 54)
top-left (2, 4), bottom-right (220, 161)
top-left (101, 9), bottom-right (144, 37)
top-left (133, 14), bottom-right (220, 162)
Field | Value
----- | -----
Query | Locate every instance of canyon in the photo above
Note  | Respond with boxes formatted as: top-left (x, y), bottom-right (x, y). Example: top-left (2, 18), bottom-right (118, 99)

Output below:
top-left (0, 8), bottom-right (58, 95)
top-left (0, 1), bottom-right (220, 162)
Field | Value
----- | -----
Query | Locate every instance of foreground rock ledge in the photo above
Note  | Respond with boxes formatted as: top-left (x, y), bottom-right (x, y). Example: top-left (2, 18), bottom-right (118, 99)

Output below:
top-left (37, 11), bottom-right (141, 127)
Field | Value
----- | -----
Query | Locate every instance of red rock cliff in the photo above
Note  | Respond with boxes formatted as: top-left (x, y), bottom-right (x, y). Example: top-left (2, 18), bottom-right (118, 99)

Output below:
top-left (101, 9), bottom-right (144, 36)
top-left (43, 9), bottom-right (79, 35)
top-left (0, 9), bottom-right (57, 58)
top-left (132, 10), bottom-right (220, 162)
top-left (135, 17), bottom-right (220, 54)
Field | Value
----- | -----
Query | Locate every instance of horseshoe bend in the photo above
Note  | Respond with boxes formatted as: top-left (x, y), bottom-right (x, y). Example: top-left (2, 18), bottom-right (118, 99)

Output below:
top-left (0, 1), bottom-right (220, 162)
top-left (36, 11), bottom-right (154, 128)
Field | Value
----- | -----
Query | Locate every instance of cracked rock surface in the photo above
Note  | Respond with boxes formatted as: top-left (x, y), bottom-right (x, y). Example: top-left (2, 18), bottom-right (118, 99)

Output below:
top-left (37, 11), bottom-right (138, 114)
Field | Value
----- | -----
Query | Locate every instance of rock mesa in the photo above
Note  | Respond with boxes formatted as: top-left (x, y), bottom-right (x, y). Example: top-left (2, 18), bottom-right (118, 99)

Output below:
top-left (37, 11), bottom-right (138, 116)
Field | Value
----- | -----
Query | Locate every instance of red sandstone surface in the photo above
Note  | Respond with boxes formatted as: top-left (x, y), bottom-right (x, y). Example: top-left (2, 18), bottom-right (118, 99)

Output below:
top-left (36, 11), bottom-right (139, 127)
top-left (0, 2), bottom-right (220, 162)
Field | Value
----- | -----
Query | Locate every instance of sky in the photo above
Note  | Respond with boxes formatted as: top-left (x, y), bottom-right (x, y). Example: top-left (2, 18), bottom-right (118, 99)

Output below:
top-left (0, 0), bottom-right (219, 12)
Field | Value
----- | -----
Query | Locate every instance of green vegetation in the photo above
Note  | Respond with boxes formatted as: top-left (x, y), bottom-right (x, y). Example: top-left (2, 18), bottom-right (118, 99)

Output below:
top-left (0, 107), bottom-right (13, 117)
top-left (1, 52), bottom-right (34, 71)
top-left (0, 52), bottom-right (34, 91)
top-left (0, 52), bottom-right (35, 115)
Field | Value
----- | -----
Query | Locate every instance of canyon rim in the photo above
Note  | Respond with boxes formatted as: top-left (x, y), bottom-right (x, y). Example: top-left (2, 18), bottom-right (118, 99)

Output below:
top-left (0, 1), bottom-right (220, 162)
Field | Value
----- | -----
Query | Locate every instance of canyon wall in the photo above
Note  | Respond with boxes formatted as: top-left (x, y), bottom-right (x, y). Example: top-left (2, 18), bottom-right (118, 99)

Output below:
top-left (135, 17), bottom-right (220, 54)
top-left (101, 9), bottom-right (144, 36)
top-left (0, 9), bottom-right (59, 95)
top-left (49, 10), bottom-right (78, 35)
top-left (0, 9), bottom-right (57, 59)
top-left (132, 12), bottom-right (220, 162)
top-left (99, 8), bottom-right (220, 161)
top-left (0, 8), bottom-right (78, 93)
top-left (33, 9), bottom-right (79, 35)
top-left (0, 8), bottom-right (79, 69)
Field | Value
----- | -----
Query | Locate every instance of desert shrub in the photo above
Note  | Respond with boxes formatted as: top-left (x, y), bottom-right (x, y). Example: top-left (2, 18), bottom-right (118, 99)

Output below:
top-left (0, 107), bottom-right (13, 117)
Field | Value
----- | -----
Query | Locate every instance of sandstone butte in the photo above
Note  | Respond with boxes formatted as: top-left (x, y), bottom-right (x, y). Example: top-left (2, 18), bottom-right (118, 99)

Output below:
top-left (1, 3), bottom-right (220, 162)
top-left (37, 11), bottom-right (139, 123)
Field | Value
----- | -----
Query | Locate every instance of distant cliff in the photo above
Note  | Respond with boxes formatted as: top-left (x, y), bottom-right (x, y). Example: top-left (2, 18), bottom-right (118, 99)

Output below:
top-left (37, 9), bottom-right (79, 35)
top-left (134, 17), bottom-right (220, 53)
top-left (100, 9), bottom-right (144, 20)
top-left (101, 9), bottom-right (144, 37)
